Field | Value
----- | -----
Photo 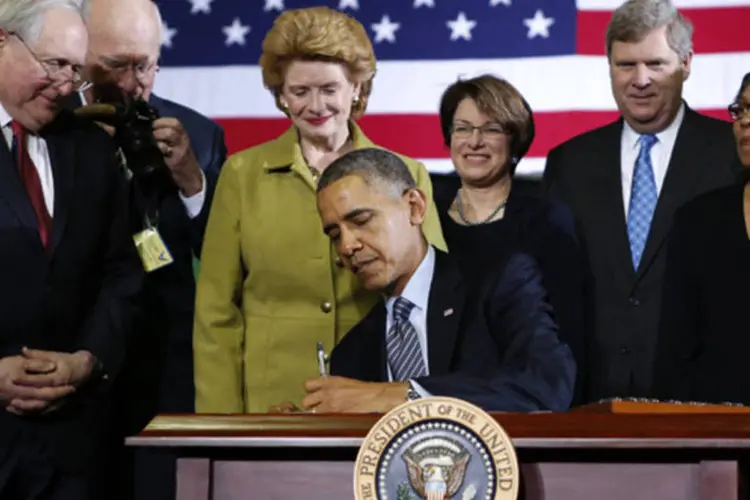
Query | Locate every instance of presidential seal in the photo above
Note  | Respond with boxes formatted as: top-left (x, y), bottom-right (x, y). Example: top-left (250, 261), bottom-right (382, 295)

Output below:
top-left (354, 397), bottom-right (519, 500)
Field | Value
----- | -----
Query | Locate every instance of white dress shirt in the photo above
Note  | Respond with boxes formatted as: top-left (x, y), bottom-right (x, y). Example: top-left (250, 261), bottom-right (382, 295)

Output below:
top-left (385, 245), bottom-right (436, 395)
top-left (620, 103), bottom-right (685, 216)
top-left (0, 105), bottom-right (55, 216)
top-left (77, 91), bottom-right (205, 219)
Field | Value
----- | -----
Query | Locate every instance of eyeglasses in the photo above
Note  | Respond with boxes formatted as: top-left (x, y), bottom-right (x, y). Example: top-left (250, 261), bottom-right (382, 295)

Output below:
top-left (729, 102), bottom-right (750, 121)
top-left (451, 123), bottom-right (506, 140)
top-left (98, 57), bottom-right (160, 83)
top-left (10, 32), bottom-right (91, 92)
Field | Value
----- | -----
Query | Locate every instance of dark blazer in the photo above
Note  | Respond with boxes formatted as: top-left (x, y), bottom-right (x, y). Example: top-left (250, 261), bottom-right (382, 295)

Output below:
top-left (435, 188), bottom-right (587, 406)
top-left (121, 94), bottom-right (227, 430)
top-left (0, 111), bottom-right (143, 483)
top-left (542, 104), bottom-right (740, 402)
top-left (652, 181), bottom-right (750, 405)
top-left (66, 91), bottom-right (226, 429)
top-left (330, 249), bottom-right (576, 412)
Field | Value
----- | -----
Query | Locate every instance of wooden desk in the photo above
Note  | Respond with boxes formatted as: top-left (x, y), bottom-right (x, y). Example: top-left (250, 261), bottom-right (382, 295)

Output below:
top-left (128, 407), bottom-right (750, 499)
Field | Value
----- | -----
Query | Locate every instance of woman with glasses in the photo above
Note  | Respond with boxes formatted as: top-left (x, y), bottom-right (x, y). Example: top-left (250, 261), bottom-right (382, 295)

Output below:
top-left (433, 74), bottom-right (585, 404)
top-left (193, 6), bottom-right (446, 414)
top-left (652, 72), bottom-right (750, 405)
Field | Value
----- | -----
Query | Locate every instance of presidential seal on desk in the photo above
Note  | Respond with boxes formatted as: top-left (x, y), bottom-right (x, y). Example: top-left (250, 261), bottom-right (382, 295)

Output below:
top-left (354, 397), bottom-right (518, 500)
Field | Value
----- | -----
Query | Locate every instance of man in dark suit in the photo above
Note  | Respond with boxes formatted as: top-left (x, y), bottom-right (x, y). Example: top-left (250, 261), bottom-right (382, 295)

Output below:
top-left (291, 148), bottom-right (575, 414)
top-left (76, 0), bottom-right (226, 499)
top-left (0, 2), bottom-right (142, 499)
top-left (542, 0), bottom-right (740, 402)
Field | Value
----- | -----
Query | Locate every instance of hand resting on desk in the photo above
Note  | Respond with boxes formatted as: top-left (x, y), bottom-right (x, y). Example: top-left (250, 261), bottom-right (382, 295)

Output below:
top-left (268, 376), bottom-right (410, 413)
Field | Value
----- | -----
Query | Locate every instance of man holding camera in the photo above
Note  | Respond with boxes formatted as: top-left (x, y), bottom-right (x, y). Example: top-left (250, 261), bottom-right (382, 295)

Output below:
top-left (73, 0), bottom-right (227, 499)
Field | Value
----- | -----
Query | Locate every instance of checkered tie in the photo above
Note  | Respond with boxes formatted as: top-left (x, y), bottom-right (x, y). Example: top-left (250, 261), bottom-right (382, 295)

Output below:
top-left (627, 134), bottom-right (658, 270)
top-left (386, 297), bottom-right (427, 381)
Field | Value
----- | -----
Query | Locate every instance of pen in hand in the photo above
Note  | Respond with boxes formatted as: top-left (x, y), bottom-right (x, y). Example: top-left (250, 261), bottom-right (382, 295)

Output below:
top-left (317, 341), bottom-right (328, 377)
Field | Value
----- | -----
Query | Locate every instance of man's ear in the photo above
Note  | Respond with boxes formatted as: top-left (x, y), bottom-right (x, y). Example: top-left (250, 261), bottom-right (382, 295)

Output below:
top-left (404, 187), bottom-right (427, 226)
top-left (681, 51), bottom-right (693, 82)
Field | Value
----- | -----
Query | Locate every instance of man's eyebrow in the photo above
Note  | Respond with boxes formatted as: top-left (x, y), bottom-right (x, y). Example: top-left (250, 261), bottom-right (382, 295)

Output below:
top-left (322, 208), bottom-right (373, 235)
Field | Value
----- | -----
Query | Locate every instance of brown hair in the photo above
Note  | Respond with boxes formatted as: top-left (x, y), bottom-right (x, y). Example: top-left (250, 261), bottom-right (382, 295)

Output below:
top-left (606, 0), bottom-right (693, 61)
top-left (438, 74), bottom-right (535, 170)
top-left (259, 6), bottom-right (376, 119)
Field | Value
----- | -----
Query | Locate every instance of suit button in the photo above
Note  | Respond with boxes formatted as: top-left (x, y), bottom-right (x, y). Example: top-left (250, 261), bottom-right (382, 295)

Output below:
top-left (320, 301), bottom-right (332, 313)
top-left (619, 346), bottom-right (630, 355)
top-left (334, 257), bottom-right (344, 268)
top-left (629, 296), bottom-right (640, 306)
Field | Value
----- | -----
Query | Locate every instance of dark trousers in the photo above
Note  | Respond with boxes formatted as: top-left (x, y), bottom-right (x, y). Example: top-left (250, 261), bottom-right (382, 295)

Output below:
top-left (0, 446), bottom-right (95, 500)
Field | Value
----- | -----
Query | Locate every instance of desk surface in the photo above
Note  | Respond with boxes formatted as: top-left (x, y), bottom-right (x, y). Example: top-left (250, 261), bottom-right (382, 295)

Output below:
top-left (126, 407), bottom-right (750, 449)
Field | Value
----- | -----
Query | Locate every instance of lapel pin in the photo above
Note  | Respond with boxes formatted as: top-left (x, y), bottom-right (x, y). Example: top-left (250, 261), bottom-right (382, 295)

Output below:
top-left (443, 308), bottom-right (454, 317)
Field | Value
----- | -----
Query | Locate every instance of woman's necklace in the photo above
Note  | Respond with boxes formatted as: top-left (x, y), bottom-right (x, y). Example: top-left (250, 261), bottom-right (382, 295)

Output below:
top-left (455, 189), bottom-right (508, 226)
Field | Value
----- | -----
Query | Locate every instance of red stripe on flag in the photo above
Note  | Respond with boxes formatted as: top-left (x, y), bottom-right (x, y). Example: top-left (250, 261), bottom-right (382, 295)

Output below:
top-left (576, 7), bottom-right (750, 56)
top-left (216, 109), bottom-right (731, 159)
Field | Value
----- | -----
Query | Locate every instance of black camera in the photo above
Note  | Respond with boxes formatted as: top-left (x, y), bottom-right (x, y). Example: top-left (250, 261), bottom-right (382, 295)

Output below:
top-left (74, 93), bottom-right (173, 198)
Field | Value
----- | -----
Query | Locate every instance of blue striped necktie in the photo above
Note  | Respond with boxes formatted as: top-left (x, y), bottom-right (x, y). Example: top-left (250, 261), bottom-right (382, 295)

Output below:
top-left (386, 297), bottom-right (427, 381)
top-left (626, 134), bottom-right (658, 270)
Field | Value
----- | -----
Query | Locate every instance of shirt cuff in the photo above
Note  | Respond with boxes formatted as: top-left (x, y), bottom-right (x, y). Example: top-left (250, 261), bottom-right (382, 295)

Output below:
top-left (409, 380), bottom-right (433, 398)
top-left (179, 169), bottom-right (206, 219)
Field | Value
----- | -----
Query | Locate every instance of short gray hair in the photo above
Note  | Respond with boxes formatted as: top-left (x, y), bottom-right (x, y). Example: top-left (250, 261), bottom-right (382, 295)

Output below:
top-left (0, 0), bottom-right (83, 45)
top-left (606, 0), bottom-right (693, 61)
top-left (317, 148), bottom-right (417, 199)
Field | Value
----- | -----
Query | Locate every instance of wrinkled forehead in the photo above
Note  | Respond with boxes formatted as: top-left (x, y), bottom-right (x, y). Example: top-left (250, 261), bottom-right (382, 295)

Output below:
top-left (88, 21), bottom-right (160, 61)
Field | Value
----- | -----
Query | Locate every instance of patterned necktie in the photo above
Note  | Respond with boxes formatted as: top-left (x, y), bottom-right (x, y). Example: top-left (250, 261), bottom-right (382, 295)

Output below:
top-left (626, 133), bottom-right (658, 270)
top-left (386, 297), bottom-right (427, 381)
top-left (11, 121), bottom-right (52, 252)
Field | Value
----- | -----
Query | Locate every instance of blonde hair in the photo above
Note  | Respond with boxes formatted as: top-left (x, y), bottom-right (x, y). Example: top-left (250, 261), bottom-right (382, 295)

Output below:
top-left (259, 6), bottom-right (376, 119)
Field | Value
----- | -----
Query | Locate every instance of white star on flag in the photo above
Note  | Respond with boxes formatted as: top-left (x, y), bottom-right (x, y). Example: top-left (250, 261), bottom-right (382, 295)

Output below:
top-left (188, 0), bottom-right (213, 14)
top-left (264, 0), bottom-right (284, 12)
top-left (413, 0), bottom-right (435, 7)
top-left (490, 0), bottom-right (511, 6)
top-left (161, 21), bottom-right (176, 48)
top-left (371, 15), bottom-right (400, 43)
top-left (524, 10), bottom-right (555, 39)
top-left (338, 0), bottom-right (359, 10)
top-left (223, 18), bottom-right (251, 46)
top-left (447, 12), bottom-right (477, 41)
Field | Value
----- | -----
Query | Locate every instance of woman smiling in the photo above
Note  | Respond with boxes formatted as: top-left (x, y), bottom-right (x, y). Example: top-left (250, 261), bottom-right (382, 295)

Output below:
top-left (193, 6), bottom-right (446, 414)
top-left (435, 74), bottom-right (586, 403)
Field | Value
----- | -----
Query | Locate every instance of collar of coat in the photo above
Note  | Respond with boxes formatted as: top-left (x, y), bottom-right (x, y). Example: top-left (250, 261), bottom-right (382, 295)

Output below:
top-left (262, 120), bottom-right (377, 176)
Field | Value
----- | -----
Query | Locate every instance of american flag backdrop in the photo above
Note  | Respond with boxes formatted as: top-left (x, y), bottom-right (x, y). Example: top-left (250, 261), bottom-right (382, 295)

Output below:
top-left (151, 0), bottom-right (750, 177)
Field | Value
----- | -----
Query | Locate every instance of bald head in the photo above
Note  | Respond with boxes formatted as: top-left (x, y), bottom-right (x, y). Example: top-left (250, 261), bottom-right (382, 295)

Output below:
top-left (86, 0), bottom-right (161, 56)
top-left (83, 0), bottom-right (162, 100)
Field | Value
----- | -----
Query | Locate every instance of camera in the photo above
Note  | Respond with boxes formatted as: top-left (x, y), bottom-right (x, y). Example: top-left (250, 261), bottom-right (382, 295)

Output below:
top-left (74, 91), bottom-right (173, 198)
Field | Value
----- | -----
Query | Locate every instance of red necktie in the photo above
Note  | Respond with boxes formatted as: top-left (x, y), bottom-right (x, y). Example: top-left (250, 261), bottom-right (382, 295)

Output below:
top-left (11, 121), bottom-right (52, 252)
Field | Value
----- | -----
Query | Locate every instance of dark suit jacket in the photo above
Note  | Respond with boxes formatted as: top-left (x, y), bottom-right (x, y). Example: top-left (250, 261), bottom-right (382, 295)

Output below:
top-left (435, 188), bottom-right (587, 406)
top-left (0, 111), bottom-right (143, 480)
top-left (542, 104), bottom-right (740, 402)
top-left (652, 181), bottom-right (750, 405)
top-left (122, 94), bottom-right (227, 431)
top-left (330, 249), bottom-right (576, 412)
top-left (67, 92), bottom-right (227, 431)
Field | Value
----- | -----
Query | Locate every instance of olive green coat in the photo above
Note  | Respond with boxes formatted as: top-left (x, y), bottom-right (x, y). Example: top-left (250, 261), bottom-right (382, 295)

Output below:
top-left (194, 123), bottom-right (447, 413)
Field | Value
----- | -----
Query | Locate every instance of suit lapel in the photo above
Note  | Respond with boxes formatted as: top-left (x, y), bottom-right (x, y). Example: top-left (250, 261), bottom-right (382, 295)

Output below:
top-left (426, 250), bottom-right (463, 376)
top-left (593, 121), bottom-right (638, 283)
top-left (636, 108), bottom-right (707, 279)
top-left (352, 303), bottom-right (389, 382)
top-left (44, 130), bottom-right (76, 256)
top-left (0, 132), bottom-right (41, 237)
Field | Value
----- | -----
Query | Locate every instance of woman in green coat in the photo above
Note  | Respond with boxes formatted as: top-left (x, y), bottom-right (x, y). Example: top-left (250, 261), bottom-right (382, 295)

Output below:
top-left (193, 6), bottom-right (446, 414)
